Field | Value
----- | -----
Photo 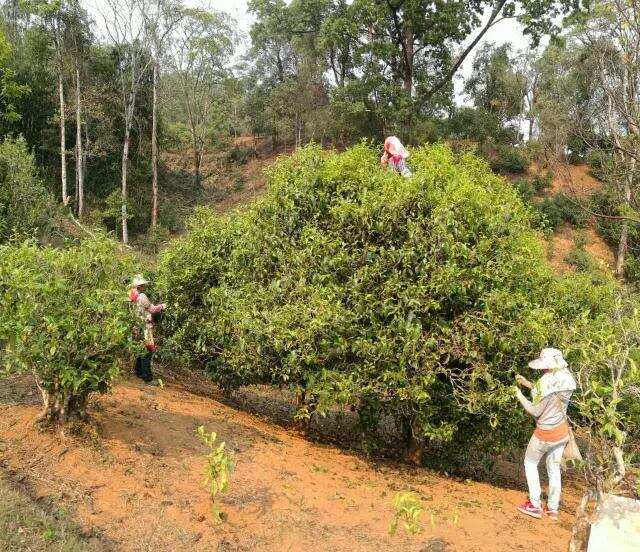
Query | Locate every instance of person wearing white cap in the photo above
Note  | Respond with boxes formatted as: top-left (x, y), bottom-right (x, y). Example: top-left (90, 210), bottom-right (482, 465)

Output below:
top-left (381, 136), bottom-right (412, 177)
top-left (514, 348), bottom-right (577, 521)
top-left (129, 274), bottom-right (166, 382)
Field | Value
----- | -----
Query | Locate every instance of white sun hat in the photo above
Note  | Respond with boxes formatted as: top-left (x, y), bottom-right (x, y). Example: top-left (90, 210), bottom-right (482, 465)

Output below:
top-left (132, 274), bottom-right (150, 288)
top-left (528, 348), bottom-right (568, 370)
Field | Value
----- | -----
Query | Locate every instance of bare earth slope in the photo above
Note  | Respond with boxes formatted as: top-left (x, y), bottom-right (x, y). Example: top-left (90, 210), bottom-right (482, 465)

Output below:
top-left (0, 375), bottom-right (579, 552)
top-left (544, 164), bottom-right (615, 273)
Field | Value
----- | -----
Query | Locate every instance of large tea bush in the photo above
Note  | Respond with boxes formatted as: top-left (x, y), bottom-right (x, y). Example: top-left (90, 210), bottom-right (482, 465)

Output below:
top-left (0, 237), bottom-right (137, 424)
top-left (158, 143), bottom-right (618, 466)
top-left (0, 137), bottom-right (54, 243)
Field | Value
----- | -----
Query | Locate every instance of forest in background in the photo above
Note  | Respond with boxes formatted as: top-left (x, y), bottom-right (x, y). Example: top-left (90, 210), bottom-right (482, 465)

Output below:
top-left (2, 0), bottom-right (638, 278)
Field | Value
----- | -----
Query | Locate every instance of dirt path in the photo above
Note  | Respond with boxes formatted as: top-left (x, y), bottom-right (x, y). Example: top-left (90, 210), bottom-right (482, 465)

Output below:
top-left (0, 376), bottom-right (579, 552)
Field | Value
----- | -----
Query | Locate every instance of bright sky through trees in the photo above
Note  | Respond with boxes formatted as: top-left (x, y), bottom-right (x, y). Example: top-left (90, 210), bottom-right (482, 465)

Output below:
top-left (86, 0), bottom-right (534, 104)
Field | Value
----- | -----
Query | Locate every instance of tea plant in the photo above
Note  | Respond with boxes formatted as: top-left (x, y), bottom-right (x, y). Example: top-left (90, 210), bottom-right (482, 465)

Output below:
top-left (0, 236), bottom-right (137, 424)
top-left (564, 298), bottom-right (640, 549)
top-left (389, 491), bottom-right (424, 536)
top-left (196, 426), bottom-right (234, 520)
top-left (159, 143), bottom-right (622, 470)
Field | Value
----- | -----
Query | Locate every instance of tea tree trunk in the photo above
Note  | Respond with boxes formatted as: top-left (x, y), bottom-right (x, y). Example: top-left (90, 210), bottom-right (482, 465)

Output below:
top-left (34, 375), bottom-right (89, 425)
top-left (569, 491), bottom-right (595, 552)
top-left (401, 415), bottom-right (423, 466)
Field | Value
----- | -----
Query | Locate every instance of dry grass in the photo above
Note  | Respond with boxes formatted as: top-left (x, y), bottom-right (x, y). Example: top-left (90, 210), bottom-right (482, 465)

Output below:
top-left (0, 476), bottom-right (98, 552)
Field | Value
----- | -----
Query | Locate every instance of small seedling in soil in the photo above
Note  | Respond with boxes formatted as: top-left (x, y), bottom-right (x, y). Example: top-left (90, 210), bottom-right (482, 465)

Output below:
top-left (389, 491), bottom-right (424, 536)
top-left (196, 426), bottom-right (234, 521)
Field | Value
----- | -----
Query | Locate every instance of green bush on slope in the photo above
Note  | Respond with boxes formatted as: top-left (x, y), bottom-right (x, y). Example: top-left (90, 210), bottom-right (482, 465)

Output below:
top-left (0, 136), bottom-right (54, 243)
top-left (159, 143), bottom-right (619, 468)
top-left (0, 237), bottom-right (138, 424)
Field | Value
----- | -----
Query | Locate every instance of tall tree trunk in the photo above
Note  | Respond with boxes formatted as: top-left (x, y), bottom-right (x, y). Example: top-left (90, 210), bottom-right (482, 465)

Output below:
top-left (83, 122), bottom-right (89, 189)
top-left (192, 141), bottom-right (202, 188)
top-left (75, 60), bottom-right (84, 218)
top-left (58, 64), bottom-right (68, 206)
top-left (121, 126), bottom-right (130, 244)
top-left (616, 222), bottom-right (629, 276)
top-left (616, 159), bottom-right (634, 276)
top-left (402, 26), bottom-right (413, 96)
top-left (151, 59), bottom-right (159, 230)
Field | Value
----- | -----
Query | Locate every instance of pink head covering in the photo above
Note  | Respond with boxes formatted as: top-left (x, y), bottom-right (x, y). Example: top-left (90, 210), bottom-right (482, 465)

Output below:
top-left (384, 136), bottom-right (409, 159)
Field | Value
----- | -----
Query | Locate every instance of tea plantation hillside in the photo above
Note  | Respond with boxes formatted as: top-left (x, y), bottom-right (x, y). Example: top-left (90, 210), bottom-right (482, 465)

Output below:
top-left (158, 144), bottom-right (619, 468)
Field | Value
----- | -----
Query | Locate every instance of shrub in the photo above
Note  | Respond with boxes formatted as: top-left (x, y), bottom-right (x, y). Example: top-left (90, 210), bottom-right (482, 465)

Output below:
top-left (389, 492), bottom-right (424, 536)
top-left (566, 135), bottom-right (590, 164)
top-left (0, 136), bottom-right (54, 243)
top-left (565, 299), bottom-right (640, 508)
top-left (591, 191), bottom-right (640, 271)
top-left (489, 145), bottom-right (529, 174)
top-left (531, 172), bottom-right (553, 194)
top-left (512, 178), bottom-right (536, 201)
top-left (227, 145), bottom-right (257, 165)
top-left (0, 237), bottom-right (137, 424)
top-left (555, 194), bottom-right (589, 227)
top-left (513, 174), bottom-right (552, 203)
top-left (564, 247), bottom-right (591, 271)
top-left (163, 122), bottom-right (191, 149)
top-left (564, 237), bottom-right (598, 272)
top-left (534, 193), bottom-right (588, 230)
top-left (586, 149), bottom-right (612, 181)
top-left (134, 225), bottom-right (172, 255)
top-left (158, 143), bottom-right (619, 469)
top-left (624, 255), bottom-right (640, 284)
top-left (534, 197), bottom-right (564, 229)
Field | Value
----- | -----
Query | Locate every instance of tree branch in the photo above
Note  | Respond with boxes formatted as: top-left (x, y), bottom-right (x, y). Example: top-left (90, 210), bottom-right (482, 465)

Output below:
top-left (422, 0), bottom-right (508, 102)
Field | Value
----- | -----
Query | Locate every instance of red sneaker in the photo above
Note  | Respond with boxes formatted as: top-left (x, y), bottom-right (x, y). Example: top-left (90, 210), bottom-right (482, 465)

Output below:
top-left (544, 506), bottom-right (558, 521)
top-left (517, 500), bottom-right (543, 519)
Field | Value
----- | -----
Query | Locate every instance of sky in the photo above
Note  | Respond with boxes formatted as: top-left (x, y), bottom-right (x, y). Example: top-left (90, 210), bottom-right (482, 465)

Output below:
top-left (86, 0), bottom-right (539, 104)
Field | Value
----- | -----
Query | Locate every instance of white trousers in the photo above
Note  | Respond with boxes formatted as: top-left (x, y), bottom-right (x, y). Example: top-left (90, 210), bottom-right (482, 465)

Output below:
top-left (524, 434), bottom-right (566, 510)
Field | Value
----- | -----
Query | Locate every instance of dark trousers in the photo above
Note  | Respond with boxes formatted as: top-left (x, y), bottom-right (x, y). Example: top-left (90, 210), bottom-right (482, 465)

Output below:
top-left (134, 352), bottom-right (154, 382)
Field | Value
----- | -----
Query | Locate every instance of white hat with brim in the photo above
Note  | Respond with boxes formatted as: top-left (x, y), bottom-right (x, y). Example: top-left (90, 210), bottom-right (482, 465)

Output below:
top-left (528, 348), bottom-right (568, 370)
top-left (132, 274), bottom-right (149, 287)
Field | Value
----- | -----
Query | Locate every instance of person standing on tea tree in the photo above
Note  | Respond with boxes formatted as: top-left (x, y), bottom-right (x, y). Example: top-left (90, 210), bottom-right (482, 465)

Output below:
top-left (514, 348), bottom-right (577, 521)
top-left (381, 136), bottom-right (412, 177)
top-left (128, 274), bottom-right (166, 383)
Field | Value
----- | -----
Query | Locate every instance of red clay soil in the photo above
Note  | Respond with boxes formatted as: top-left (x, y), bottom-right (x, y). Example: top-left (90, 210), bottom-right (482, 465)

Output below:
top-left (162, 138), bottom-right (280, 217)
top-left (527, 163), bottom-right (602, 200)
top-left (537, 164), bottom-right (615, 273)
top-left (211, 155), bottom-right (272, 215)
top-left (0, 375), bottom-right (581, 552)
top-left (548, 224), bottom-right (616, 274)
top-left (548, 164), bottom-right (602, 199)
